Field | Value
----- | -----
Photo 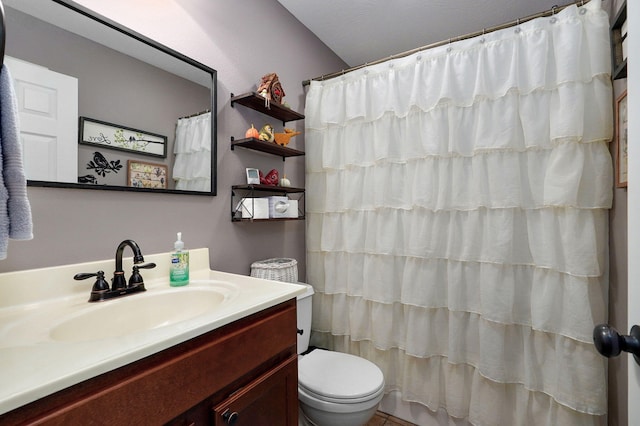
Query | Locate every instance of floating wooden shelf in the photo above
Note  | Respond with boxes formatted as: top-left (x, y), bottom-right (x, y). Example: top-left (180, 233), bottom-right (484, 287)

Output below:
top-left (231, 137), bottom-right (304, 160)
top-left (232, 184), bottom-right (304, 193)
top-left (232, 217), bottom-right (303, 223)
top-left (230, 92), bottom-right (305, 123)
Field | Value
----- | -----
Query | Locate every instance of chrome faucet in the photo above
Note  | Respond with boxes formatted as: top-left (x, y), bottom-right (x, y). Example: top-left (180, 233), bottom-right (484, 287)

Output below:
top-left (74, 239), bottom-right (156, 302)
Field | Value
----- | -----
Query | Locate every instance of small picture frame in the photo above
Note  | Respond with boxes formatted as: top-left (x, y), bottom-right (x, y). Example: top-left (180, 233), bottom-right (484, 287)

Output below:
top-left (127, 160), bottom-right (168, 189)
top-left (246, 168), bottom-right (260, 185)
top-left (616, 90), bottom-right (628, 188)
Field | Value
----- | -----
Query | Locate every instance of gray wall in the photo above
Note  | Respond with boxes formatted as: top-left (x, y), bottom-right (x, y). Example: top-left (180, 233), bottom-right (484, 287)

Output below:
top-left (0, 0), bottom-right (347, 279)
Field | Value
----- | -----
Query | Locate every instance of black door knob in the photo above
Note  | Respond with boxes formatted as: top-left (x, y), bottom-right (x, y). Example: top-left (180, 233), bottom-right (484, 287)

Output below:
top-left (593, 323), bottom-right (640, 365)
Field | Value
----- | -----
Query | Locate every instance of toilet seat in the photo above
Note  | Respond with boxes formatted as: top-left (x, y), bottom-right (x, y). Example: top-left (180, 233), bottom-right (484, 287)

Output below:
top-left (298, 349), bottom-right (385, 404)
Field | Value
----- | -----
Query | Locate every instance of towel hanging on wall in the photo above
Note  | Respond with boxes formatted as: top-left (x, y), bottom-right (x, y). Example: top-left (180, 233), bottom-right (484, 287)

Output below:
top-left (0, 63), bottom-right (33, 260)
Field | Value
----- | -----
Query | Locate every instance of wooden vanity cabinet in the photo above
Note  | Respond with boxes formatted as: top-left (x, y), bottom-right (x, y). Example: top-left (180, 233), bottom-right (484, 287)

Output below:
top-left (0, 300), bottom-right (299, 426)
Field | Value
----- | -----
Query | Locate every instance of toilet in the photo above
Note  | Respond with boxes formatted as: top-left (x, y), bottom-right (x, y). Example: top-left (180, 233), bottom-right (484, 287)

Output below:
top-left (296, 283), bottom-right (385, 426)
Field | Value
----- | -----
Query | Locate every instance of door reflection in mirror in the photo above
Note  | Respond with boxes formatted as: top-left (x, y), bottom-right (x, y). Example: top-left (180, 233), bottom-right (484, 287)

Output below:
top-left (5, 56), bottom-right (78, 183)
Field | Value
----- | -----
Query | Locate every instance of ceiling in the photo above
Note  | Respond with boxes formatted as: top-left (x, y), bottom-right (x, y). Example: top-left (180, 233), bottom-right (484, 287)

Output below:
top-left (276, 0), bottom-right (611, 68)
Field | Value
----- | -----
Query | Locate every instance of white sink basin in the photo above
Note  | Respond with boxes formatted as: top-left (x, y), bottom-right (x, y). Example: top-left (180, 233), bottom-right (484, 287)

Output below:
top-left (50, 287), bottom-right (229, 342)
top-left (0, 280), bottom-right (241, 347)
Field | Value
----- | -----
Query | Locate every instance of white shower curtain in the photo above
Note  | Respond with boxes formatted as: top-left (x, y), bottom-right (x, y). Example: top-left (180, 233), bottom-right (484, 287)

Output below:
top-left (305, 2), bottom-right (612, 425)
top-left (173, 112), bottom-right (211, 191)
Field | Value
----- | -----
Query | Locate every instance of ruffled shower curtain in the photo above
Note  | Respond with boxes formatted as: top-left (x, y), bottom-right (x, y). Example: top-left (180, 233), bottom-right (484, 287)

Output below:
top-left (305, 2), bottom-right (612, 425)
top-left (173, 112), bottom-right (211, 191)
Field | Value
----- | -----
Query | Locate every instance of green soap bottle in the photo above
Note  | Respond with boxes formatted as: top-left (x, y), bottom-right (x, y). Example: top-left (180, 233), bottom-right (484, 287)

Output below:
top-left (170, 232), bottom-right (189, 286)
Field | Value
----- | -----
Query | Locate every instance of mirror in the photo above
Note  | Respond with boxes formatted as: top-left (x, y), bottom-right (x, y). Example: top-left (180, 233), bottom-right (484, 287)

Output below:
top-left (2, 0), bottom-right (217, 195)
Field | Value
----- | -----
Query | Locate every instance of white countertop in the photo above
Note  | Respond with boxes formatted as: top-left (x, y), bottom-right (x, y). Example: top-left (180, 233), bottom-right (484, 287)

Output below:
top-left (0, 248), bottom-right (305, 415)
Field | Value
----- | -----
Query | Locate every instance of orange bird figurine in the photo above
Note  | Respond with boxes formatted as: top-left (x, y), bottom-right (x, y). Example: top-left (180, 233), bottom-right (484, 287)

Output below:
top-left (273, 128), bottom-right (301, 146)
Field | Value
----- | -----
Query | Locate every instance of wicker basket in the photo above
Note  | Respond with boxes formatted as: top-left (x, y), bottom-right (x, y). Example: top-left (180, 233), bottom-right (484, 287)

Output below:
top-left (250, 258), bottom-right (298, 283)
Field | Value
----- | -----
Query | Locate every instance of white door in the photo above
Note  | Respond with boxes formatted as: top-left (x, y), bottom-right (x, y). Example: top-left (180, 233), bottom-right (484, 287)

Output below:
top-left (628, 1), bottom-right (640, 424)
top-left (4, 56), bottom-right (78, 183)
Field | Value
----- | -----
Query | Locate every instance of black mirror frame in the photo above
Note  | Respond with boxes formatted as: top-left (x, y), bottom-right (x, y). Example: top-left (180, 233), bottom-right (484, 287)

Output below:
top-left (20, 0), bottom-right (218, 196)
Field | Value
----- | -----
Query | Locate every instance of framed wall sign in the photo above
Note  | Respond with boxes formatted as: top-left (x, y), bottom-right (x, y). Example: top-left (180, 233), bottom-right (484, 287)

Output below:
top-left (80, 117), bottom-right (167, 158)
top-left (127, 160), bottom-right (168, 189)
top-left (616, 90), bottom-right (628, 188)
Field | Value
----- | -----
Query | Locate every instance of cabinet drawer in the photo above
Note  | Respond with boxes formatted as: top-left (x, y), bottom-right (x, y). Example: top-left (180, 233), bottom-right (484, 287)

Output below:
top-left (213, 354), bottom-right (298, 426)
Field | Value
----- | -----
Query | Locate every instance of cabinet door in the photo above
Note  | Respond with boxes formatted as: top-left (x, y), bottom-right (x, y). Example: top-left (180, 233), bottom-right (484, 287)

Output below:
top-left (212, 355), bottom-right (298, 426)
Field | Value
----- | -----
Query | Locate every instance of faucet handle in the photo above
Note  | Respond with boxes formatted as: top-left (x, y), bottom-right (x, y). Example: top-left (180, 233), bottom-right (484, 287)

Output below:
top-left (128, 263), bottom-right (156, 288)
top-left (74, 270), bottom-right (110, 293)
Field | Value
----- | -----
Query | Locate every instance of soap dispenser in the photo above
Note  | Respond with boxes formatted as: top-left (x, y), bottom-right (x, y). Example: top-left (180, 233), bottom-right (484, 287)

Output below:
top-left (170, 232), bottom-right (189, 286)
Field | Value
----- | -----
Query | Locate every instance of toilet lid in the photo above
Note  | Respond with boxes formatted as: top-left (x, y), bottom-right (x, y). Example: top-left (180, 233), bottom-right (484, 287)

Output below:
top-left (298, 349), bottom-right (384, 402)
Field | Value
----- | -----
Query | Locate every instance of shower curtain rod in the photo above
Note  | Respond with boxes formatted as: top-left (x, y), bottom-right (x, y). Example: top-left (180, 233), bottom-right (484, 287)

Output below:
top-left (302, 0), bottom-right (591, 86)
top-left (178, 108), bottom-right (211, 119)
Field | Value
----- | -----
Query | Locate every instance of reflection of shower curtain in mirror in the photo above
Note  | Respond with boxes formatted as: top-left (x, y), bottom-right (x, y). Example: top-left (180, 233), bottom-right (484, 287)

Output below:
top-left (173, 112), bottom-right (211, 191)
top-left (305, 1), bottom-right (612, 425)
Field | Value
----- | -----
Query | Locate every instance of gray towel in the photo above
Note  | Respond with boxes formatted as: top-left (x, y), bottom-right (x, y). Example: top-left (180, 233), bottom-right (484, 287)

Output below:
top-left (0, 64), bottom-right (33, 260)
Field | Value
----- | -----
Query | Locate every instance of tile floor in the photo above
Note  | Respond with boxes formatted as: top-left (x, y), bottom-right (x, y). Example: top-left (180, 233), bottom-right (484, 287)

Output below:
top-left (365, 411), bottom-right (417, 426)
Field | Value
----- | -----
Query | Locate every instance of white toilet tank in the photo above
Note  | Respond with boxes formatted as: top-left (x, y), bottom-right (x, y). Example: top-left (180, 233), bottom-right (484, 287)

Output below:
top-left (296, 283), bottom-right (314, 354)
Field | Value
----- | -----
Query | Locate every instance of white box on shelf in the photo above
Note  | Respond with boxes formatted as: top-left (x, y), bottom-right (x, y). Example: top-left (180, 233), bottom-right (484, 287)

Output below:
top-left (285, 199), bottom-right (299, 218)
top-left (237, 197), bottom-right (269, 219)
top-left (268, 196), bottom-right (293, 218)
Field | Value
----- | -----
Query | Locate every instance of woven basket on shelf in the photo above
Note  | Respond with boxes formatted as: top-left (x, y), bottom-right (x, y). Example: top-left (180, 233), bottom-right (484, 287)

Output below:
top-left (250, 258), bottom-right (298, 283)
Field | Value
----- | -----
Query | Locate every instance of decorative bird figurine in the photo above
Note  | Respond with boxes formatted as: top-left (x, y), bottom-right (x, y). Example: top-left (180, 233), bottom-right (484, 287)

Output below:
top-left (259, 124), bottom-right (275, 142)
top-left (257, 73), bottom-right (285, 106)
top-left (274, 128), bottom-right (301, 147)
